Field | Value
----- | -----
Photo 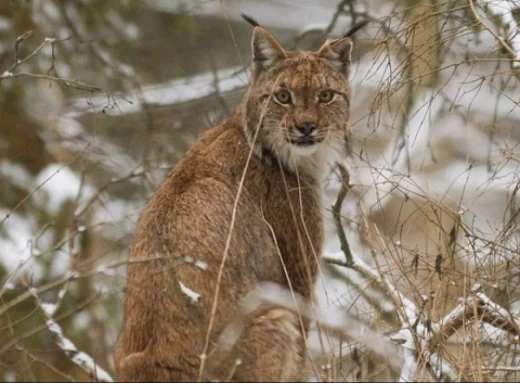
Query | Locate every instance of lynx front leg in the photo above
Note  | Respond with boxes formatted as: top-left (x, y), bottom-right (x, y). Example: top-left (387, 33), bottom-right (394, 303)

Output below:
top-left (218, 304), bottom-right (307, 382)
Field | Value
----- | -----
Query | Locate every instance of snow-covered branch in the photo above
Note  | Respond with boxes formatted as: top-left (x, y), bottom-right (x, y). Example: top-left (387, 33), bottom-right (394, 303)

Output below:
top-left (28, 289), bottom-right (114, 382)
top-left (323, 163), bottom-right (520, 381)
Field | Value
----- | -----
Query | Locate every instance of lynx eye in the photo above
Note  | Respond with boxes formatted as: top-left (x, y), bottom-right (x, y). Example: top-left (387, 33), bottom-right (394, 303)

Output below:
top-left (318, 90), bottom-right (334, 104)
top-left (274, 90), bottom-right (291, 105)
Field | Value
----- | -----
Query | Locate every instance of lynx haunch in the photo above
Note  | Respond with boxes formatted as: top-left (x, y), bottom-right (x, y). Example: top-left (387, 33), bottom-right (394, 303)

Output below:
top-left (114, 19), bottom-right (354, 382)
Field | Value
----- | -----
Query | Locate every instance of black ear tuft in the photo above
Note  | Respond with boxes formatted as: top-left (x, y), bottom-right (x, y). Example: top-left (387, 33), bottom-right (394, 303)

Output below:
top-left (241, 13), bottom-right (260, 28)
top-left (342, 20), bottom-right (370, 38)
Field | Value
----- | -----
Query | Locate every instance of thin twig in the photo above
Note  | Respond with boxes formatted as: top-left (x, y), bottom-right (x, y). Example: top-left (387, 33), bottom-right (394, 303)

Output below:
top-left (198, 73), bottom-right (278, 382)
top-left (331, 163), bottom-right (354, 266)
top-left (0, 255), bottom-right (171, 318)
top-left (468, 0), bottom-right (520, 66)
top-left (0, 72), bottom-right (103, 92)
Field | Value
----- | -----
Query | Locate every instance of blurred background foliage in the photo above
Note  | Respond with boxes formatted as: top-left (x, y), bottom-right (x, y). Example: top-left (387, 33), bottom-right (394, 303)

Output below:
top-left (1, 0), bottom-right (520, 381)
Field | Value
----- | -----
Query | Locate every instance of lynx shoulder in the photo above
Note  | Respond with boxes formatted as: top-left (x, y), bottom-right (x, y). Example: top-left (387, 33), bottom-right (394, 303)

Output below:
top-left (114, 19), bottom-right (354, 382)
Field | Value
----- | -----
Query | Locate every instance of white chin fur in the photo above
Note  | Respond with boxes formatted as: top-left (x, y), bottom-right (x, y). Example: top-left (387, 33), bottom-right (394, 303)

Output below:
top-left (290, 143), bottom-right (319, 156)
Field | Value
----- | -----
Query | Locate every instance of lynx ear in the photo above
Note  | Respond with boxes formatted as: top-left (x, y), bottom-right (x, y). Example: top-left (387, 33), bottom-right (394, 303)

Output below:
top-left (317, 37), bottom-right (353, 77)
top-left (251, 27), bottom-right (287, 74)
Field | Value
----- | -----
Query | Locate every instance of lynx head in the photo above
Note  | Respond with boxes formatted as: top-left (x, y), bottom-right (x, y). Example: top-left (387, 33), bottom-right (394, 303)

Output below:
top-left (244, 25), bottom-right (353, 177)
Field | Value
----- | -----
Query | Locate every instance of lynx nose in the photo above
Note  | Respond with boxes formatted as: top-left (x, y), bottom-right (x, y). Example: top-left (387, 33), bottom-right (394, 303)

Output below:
top-left (296, 122), bottom-right (316, 136)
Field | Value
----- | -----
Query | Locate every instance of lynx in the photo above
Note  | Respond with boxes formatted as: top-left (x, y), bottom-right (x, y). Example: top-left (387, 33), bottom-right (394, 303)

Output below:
top-left (114, 16), bottom-right (357, 382)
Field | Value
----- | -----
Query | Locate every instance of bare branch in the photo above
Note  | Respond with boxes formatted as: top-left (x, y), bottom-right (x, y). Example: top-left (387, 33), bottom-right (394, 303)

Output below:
top-left (331, 163), bottom-right (354, 267)
top-left (469, 0), bottom-right (520, 68)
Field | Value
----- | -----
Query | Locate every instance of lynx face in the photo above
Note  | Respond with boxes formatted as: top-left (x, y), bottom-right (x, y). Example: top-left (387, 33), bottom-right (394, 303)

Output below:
top-left (245, 27), bottom-right (353, 174)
